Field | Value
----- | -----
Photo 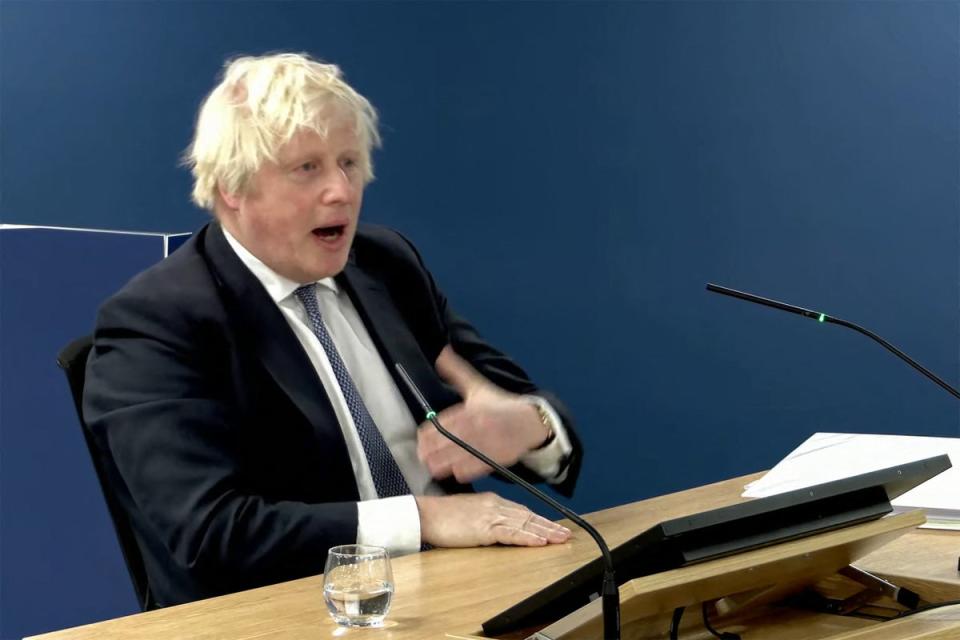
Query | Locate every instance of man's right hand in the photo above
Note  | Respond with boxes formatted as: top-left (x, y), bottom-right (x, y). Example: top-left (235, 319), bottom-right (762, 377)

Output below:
top-left (415, 493), bottom-right (572, 548)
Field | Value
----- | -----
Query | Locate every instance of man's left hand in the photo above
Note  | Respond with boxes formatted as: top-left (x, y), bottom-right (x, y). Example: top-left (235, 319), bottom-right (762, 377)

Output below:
top-left (416, 346), bottom-right (551, 483)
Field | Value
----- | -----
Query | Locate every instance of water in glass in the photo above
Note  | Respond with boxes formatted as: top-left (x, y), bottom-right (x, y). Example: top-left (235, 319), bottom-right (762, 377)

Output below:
top-left (323, 545), bottom-right (394, 627)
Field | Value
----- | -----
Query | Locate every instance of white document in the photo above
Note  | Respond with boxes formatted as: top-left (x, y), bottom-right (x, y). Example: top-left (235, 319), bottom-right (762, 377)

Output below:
top-left (742, 432), bottom-right (960, 530)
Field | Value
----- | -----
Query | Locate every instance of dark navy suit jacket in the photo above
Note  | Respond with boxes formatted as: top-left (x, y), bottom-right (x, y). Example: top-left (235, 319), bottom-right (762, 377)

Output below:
top-left (83, 221), bottom-right (582, 606)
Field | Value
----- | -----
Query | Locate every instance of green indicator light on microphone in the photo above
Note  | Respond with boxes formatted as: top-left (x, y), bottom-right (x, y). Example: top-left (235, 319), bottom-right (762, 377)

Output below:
top-left (818, 313), bottom-right (826, 323)
top-left (426, 411), bottom-right (437, 420)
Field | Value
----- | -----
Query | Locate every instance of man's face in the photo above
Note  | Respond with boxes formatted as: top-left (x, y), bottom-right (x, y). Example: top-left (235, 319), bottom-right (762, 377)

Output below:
top-left (219, 121), bottom-right (365, 283)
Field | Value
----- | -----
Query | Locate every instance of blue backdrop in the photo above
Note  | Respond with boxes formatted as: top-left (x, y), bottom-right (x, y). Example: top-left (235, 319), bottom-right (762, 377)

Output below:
top-left (1, 1), bottom-right (958, 638)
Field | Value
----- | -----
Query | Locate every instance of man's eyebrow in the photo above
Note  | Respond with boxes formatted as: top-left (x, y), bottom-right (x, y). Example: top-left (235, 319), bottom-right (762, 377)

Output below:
top-left (279, 150), bottom-right (317, 165)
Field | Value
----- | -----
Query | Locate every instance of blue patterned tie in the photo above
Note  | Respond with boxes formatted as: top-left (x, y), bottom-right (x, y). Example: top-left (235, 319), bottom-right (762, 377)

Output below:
top-left (295, 284), bottom-right (411, 499)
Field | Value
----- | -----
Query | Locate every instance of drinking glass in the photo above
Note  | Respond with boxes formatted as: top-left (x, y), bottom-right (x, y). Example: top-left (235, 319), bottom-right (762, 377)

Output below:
top-left (323, 545), bottom-right (394, 627)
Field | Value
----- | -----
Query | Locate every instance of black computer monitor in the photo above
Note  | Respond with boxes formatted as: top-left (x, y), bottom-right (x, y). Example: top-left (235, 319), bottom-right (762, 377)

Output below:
top-left (483, 454), bottom-right (951, 637)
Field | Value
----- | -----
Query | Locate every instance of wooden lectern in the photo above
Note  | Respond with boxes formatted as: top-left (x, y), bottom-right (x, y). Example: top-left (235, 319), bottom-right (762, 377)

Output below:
top-left (482, 510), bottom-right (940, 639)
top-left (25, 473), bottom-right (960, 640)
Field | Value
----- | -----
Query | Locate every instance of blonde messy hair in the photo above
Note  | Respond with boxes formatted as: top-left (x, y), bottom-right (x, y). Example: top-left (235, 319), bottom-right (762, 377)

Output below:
top-left (184, 52), bottom-right (381, 211)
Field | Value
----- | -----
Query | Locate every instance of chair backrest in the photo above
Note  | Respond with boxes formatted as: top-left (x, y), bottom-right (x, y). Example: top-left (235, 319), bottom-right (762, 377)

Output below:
top-left (57, 335), bottom-right (155, 611)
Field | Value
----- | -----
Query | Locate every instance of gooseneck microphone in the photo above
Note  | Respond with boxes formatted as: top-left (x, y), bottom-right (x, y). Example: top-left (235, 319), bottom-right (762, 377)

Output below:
top-left (705, 283), bottom-right (960, 400)
top-left (394, 363), bottom-right (621, 640)
top-left (707, 282), bottom-right (960, 576)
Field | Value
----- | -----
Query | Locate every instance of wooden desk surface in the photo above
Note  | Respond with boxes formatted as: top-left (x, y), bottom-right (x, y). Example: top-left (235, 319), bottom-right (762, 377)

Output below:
top-left (26, 473), bottom-right (960, 640)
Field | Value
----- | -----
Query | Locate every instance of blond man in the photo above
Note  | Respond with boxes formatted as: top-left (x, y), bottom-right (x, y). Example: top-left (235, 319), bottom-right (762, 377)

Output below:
top-left (85, 53), bottom-right (582, 606)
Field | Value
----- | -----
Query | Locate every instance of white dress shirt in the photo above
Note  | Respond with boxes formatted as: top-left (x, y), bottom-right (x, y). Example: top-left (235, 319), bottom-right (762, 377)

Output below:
top-left (223, 229), bottom-right (572, 555)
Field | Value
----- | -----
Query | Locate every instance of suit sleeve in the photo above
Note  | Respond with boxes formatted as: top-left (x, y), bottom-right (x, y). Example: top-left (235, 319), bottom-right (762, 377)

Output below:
top-left (84, 284), bottom-right (358, 598)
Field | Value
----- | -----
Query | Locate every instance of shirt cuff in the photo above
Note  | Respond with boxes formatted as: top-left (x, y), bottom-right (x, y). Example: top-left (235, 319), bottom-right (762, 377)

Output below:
top-left (519, 395), bottom-right (573, 484)
top-left (356, 494), bottom-right (421, 557)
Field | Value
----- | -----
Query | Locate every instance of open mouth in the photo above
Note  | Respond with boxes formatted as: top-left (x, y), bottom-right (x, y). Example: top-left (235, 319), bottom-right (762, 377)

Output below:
top-left (312, 224), bottom-right (347, 241)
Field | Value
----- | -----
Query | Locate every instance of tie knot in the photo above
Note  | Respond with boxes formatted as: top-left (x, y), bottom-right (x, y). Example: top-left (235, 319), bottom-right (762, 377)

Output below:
top-left (294, 284), bottom-right (322, 322)
top-left (294, 283), bottom-right (316, 303)
top-left (294, 283), bottom-right (315, 296)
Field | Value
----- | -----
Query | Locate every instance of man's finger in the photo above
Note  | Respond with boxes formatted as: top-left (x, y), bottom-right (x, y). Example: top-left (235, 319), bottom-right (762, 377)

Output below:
top-left (526, 519), bottom-right (573, 543)
top-left (421, 448), bottom-right (455, 479)
top-left (435, 345), bottom-right (486, 396)
top-left (416, 405), bottom-right (466, 459)
top-left (433, 404), bottom-right (466, 432)
top-left (420, 451), bottom-right (467, 480)
top-left (451, 457), bottom-right (493, 483)
top-left (417, 424), bottom-right (444, 458)
top-left (491, 522), bottom-right (548, 546)
top-left (429, 447), bottom-right (489, 482)
top-left (421, 439), bottom-right (486, 480)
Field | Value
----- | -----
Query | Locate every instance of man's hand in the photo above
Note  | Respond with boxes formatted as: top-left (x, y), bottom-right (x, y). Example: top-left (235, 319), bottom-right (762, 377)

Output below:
top-left (417, 346), bottom-right (552, 483)
top-left (416, 493), bottom-right (571, 547)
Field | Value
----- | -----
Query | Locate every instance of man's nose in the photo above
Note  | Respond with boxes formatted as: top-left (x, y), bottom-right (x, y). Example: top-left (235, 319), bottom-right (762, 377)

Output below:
top-left (321, 167), bottom-right (353, 204)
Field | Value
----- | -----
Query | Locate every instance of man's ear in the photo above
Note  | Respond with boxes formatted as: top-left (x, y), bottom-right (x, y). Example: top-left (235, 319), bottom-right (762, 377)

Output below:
top-left (218, 183), bottom-right (242, 210)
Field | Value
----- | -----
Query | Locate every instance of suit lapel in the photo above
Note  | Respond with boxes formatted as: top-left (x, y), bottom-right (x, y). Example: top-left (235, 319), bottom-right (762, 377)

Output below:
top-left (200, 224), bottom-right (354, 457)
top-left (200, 222), bottom-right (468, 495)
top-left (338, 261), bottom-right (460, 418)
top-left (338, 257), bottom-right (471, 495)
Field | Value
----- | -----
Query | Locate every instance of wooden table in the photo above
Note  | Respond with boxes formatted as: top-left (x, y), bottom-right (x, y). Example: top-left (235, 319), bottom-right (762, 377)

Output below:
top-left (27, 473), bottom-right (960, 639)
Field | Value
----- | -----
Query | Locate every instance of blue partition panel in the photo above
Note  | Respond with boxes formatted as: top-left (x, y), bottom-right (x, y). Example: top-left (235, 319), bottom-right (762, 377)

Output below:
top-left (0, 227), bottom-right (187, 639)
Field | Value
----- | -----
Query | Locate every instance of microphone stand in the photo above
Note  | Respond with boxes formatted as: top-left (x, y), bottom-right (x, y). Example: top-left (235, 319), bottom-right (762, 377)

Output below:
top-left (706, 283), bottom-right (960, 400)
top-left (394, 363), bottom-right (621, 640)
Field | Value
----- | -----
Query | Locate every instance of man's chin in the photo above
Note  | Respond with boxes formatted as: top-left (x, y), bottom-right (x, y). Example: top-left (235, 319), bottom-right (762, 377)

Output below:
top-left (301, 253), bottom-right (350, 282)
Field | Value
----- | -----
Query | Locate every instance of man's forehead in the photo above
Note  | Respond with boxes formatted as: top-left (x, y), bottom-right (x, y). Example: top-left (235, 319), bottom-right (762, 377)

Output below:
top-left (277, 123), bottom-right (361, 161)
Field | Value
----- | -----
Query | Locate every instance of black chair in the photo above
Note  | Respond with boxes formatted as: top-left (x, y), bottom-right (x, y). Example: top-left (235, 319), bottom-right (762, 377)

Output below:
top-left (57, 335), bottom-right (155, 611)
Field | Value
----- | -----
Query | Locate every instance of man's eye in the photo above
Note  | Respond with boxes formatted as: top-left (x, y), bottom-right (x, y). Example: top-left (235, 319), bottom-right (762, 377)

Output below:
top-left (341, 158), bottom-right (358, 170)
top-left (297, 161), bottom-right (318, 172)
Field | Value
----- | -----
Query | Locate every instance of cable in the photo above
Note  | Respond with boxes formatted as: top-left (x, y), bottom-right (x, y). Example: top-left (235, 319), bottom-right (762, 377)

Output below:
top-left (701, 602), bottom-right (741, 640)
top-left (669, 607), bottom-right (685, 640)
top-left (840, 605), bottom-right (901, 621)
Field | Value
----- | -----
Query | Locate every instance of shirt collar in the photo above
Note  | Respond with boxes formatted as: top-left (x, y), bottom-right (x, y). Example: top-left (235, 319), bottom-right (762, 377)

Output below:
top-left (221, 226), bottom-right (339, 303)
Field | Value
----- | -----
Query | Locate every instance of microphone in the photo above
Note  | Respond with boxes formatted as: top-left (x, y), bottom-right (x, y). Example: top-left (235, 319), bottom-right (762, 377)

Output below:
top-left (705, 283), bottom-right (960, 400)
top-left (394, 363), bottom-right (621, 640)
top-left (706, 282), bottom-right (960, 576)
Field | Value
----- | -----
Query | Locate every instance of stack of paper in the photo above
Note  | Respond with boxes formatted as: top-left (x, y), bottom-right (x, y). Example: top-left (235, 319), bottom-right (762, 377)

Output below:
top-left (742, 432), bottom-right (960, 530)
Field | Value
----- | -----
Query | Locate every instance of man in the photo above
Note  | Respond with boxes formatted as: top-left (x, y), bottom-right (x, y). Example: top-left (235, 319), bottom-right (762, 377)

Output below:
top-left (84, 52), bottom-right (582, 607)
